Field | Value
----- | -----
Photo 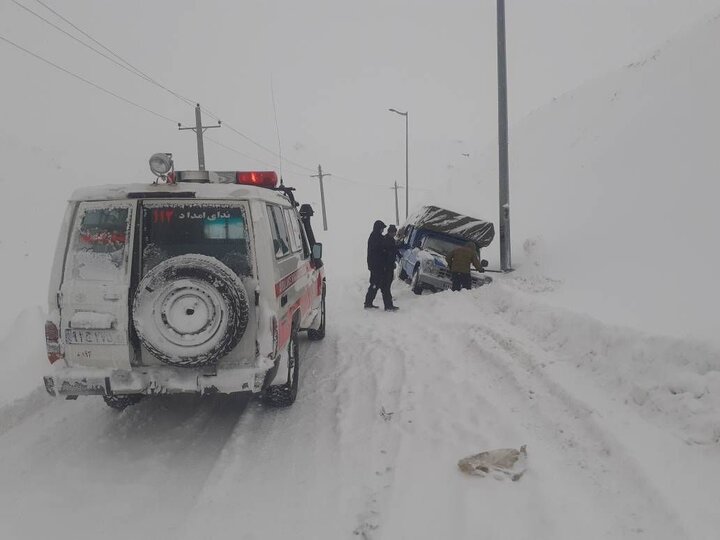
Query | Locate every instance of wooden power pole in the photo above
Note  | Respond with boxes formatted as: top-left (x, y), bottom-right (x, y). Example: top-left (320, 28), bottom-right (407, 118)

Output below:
top-left (310, 165), bottom-right (330, 231)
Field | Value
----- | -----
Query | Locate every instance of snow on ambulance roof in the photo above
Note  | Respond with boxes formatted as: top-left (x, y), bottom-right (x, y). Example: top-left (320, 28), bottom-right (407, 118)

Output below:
top-left (69, 181), bottom-right (292, 204)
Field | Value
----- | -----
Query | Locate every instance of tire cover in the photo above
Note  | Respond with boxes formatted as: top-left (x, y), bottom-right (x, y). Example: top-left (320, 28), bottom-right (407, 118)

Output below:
top-left (132, 254), bottom-right (249, 367)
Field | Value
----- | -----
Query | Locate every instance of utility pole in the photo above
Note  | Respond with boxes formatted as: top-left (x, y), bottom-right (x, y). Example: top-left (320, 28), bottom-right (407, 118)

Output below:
top-left (391, 181), bottom-right (404, 225)
top-left (178, 103), bottom-right (221, 171)
top-left (310, 164), bottom-right (330, 231)
top-left (388, 108), bottom-right (409, 218)
top-left (404, 113), bottom-right (409, 218)
top-left (496, 0), bottom-right (513, 271)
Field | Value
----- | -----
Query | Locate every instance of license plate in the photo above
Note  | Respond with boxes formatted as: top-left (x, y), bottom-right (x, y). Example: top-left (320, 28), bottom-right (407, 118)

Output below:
top-left (65, 329), bottom-right (122, 345)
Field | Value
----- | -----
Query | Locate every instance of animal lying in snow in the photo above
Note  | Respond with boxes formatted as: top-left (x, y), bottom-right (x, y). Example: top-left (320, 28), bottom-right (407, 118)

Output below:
top-left (457, 445), bottom-right (527, 481)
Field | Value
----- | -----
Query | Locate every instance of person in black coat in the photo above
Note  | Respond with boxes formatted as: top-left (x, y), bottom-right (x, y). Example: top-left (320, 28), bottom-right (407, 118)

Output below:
top-left (383, 224), bottom-right (399, 283)
top-left (364, 220), bottom-right (398, 311)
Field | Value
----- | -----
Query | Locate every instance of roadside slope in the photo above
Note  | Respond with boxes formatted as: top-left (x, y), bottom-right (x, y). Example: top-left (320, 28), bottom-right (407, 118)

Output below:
top-left (432, 12), bottom-right (720, 343)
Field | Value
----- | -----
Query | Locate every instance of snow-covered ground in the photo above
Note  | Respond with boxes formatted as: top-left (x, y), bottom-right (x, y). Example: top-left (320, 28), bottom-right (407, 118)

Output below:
top-left (1, 271), bottom-right (719, 539)
top-left (2, 5), bottom-right (720, 540)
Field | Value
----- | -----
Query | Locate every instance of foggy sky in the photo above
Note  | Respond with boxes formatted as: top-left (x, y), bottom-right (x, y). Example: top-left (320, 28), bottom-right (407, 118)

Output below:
top-left (2, 0), bottom-right (719, 193)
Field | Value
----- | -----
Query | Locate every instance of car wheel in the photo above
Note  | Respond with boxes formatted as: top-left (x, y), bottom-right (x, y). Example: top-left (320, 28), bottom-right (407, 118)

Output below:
top-left (411, 267), bottom-right (423, 295)
top-left (103, 394), bottom-right (143, 411)
top-left (264, 326), bottom-right (300, 407)
top-left (307, 284), bottom-right (326, 341)
top-left (133, 254), bottom-right (249, 368)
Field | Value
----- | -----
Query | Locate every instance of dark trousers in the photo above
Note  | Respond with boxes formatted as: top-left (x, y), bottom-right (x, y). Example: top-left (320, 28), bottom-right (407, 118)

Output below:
top-left (451, 272), bottom-right (472, 291)
top-left (365, 269), bottom-right (393, 308)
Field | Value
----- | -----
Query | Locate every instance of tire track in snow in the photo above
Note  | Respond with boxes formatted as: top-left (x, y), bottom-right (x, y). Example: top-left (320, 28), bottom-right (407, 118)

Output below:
top-left (0, 393), bottom-right (248, 540)
top-left (377, 298), bottom-right (555, 540)
top-left (179, 289), bottom-right (414, 539)
top-left (465, 319), bottom-right (689, 539)
top-left (180, 284), bottom-right (419, 539)
top-left (178, 331), bottom-right (350, 539)
top-left (333, 322), bottom-right (409, 538)
top-left (472, 296), bottom-right (720, 538)
top-left (0, 386), bottom-right (54, 438)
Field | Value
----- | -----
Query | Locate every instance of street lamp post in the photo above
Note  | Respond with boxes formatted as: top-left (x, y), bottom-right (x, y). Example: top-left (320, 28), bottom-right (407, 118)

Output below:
top-left (496, 0), bottom-right (512, 271)
top-left (388, 108), bottom-right (409, 219)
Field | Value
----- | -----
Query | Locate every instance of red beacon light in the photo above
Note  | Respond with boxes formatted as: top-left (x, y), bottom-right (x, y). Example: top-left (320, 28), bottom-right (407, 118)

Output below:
top-left (235, 171), bottom-right (278, 188)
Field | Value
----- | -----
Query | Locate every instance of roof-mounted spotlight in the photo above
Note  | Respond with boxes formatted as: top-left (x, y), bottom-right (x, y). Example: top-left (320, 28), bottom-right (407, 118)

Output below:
top-left (149, 153), bottom-right (174, 182)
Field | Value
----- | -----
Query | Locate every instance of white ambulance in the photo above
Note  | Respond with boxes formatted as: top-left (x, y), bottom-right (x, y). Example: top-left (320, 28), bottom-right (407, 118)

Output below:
top-left (43, 156), bottom-right (326, 409)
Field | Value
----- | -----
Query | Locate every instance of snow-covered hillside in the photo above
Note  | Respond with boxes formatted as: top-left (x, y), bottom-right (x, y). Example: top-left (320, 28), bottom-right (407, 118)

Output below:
top-left (462, 13), bottom-right (720, 343)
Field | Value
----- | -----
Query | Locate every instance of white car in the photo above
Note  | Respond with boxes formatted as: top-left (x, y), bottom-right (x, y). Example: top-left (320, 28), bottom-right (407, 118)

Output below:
top-left (43, 158), bottom-right (326, 409)
top-left (396, 206), bottom-right (494, 294)
top-left (399, 236), bottom-right (491, 294)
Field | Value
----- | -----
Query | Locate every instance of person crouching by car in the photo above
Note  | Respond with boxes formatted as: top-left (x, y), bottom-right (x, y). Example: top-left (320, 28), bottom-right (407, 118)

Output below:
top-left (445, 241), bottom-right (484, 291)
top-left (364, 220), bottom-right (399, 311)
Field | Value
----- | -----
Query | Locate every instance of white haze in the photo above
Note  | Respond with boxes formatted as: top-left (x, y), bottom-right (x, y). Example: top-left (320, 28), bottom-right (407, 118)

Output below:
top-left (1, 0), bottom-right (719, 333)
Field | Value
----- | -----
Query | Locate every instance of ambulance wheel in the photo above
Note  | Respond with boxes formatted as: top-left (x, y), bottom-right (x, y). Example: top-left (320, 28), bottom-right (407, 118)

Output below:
top-left (307, 285), bottom-right (326, 341)
top-left (264, 327), bottom-right (300, 407)
top-left (103, 394), bottom-right (143, 411)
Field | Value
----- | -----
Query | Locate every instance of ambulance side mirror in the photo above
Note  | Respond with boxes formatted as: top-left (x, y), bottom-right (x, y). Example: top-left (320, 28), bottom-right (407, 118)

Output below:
top-left (312, 243), bottom-right (323, 261)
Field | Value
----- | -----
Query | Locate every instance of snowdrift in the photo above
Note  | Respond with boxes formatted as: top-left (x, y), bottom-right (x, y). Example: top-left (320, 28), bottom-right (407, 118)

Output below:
top-left (432, 13), bottom-right (720, 344)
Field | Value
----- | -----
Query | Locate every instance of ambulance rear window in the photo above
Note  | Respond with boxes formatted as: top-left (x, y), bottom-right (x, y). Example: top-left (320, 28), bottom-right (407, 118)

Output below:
top-left (141, 202), bottom-right (253, 277)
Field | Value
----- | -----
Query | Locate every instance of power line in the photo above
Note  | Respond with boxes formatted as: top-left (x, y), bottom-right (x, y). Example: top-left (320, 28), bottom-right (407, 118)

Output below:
top-left (221, 121), bottom-right (316, 173)
top-left (27, 0), bottom-right (197, 108)
top-left (6, 3), bottom-right (432, 189)
top-left (11, 0), bottom-right (170, 96)
top-left (328, 170), bottom-right (430, 191)
top-left (1, 26), bottom-right (434, 192)
top-left (0, 33), bottom-right (178, 124)
top-left (205, 136), bottom-right (312, 176)
top-left (16, 0), bottom-right (321, 175)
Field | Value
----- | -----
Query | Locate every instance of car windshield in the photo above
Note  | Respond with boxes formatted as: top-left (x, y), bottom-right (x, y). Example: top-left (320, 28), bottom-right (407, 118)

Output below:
top-left (142, 202), bottom-right (253, 277)
top-left (423, 236), bottom-right (465, 256)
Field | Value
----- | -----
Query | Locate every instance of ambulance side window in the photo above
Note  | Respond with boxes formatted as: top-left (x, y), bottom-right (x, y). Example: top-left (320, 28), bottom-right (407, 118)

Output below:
top-left (283, 208), bottom-right (304, 254)
top-left (267, 205), bottom-right (290, 258)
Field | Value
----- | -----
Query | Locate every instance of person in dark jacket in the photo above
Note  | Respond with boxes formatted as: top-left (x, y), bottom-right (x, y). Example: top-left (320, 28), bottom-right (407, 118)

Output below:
top-left (383, 224), bottom-right (399, 283)
top-left (364, 220), bottom-right (398, 311)
top-left (445, 241), bottom-right (484, 291)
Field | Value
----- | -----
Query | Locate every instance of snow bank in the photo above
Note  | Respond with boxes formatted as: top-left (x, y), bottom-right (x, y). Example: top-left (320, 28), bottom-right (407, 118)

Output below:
top-left (430, 13), bottom-right (720, 345)
top-left (485, 280), bottom-right (720, 446)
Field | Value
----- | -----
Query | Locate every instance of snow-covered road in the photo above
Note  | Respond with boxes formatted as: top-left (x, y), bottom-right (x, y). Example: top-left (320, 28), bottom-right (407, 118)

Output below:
top-left (1, 277), bottom-right (719, 539)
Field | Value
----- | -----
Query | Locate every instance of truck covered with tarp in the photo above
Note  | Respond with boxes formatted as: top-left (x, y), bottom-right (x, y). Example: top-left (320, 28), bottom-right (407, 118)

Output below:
top-left (396, 206), bottom-right (494, 294)
top-left (397, 206), bottom-right (495, 249)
